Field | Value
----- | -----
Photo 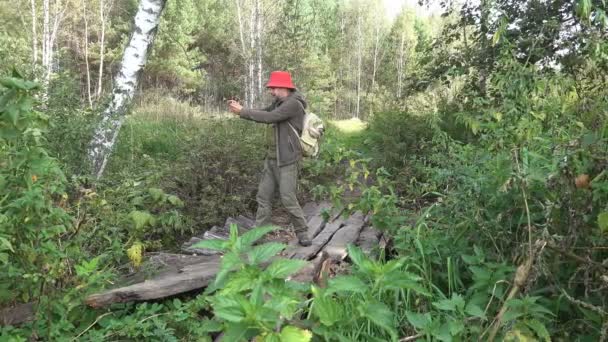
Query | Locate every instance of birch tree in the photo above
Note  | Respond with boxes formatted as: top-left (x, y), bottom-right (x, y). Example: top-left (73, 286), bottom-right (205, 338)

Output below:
top-left (88, 0), bottom-right (167, 179)
top-left (96, 0), bottom-right (114, 100)
top-left (82, 0), bottom-right (93, 108)
top-left (41, 0), bottom-right (65, 101)
top-left (30, 0), bottom-right (38, 65)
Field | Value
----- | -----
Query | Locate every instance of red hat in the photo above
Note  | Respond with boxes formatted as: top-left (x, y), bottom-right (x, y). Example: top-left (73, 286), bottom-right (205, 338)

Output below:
top-left (266, 71), bottom-right (296, 89)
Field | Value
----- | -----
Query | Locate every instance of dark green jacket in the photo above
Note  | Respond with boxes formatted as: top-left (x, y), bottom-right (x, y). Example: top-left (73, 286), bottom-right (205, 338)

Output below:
top-left (240, 92), bottom-right (307, 167)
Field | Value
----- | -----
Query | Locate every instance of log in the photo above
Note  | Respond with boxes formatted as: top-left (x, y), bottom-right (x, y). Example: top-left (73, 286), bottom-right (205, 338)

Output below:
top-left (323, 211), bottom-right (366, 260)
top-left (356, 225), bottom-right (381, 256)
top-left (0, 302), bottom-right (35, 326)
top-left (86, 257), bottom-right (221, 308)
top-left (288, 218), bottom-right (346, 260)
top-left (306, 201), bottom-right (332, 238)
top-left (123, 253), bottom-right (219, 285)
top-left (288, 251), bottom-right (329, 283)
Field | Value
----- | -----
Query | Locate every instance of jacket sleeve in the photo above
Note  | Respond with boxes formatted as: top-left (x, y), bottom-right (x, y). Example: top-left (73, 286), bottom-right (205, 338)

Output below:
top-left (240, 99), bottom-right (302, 123)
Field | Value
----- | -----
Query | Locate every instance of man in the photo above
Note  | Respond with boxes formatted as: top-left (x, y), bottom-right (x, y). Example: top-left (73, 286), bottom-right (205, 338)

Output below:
top-left (227, 71), bottom-right (311, 246)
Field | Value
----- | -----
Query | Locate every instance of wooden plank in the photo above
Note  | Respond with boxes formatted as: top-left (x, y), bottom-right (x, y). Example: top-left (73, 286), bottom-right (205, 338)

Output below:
top-left (323, 211), bottom-right (366, 260)
top-left (355, 225), bottom-right (381, 256)
top-left (122, 253), bottom-right (220, 285)
top-left (306, 201), bottom-right (332, 238)
top-left (86, 257), bottom-right (221, 308)
top-left (287, 218), bottom-right (346, 260)
top-left (0, 302), bottom-right (35, 326)
top-left (287, 251), bottom-right (329, 283)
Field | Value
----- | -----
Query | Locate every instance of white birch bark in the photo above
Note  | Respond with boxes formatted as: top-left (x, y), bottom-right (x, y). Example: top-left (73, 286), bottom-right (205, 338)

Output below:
top-left (82, 0), bottom-right (93, 108)
top-left (248, 2), bottom-right (255, 107)
top-left (96, 0), bottom-right (113, 100)
top-left (355, 14), bottom-right (362, 119)
top-left (255, 0), bottom-right (262, 101)
top-left (31, 0), bottom-right (38, 65)
top-left (42, 0), bottom-right (49, 73)
top-left (88, 0), bottom-right (167, 179)
top-left (235, 0), bottom-right (250, 106)
top-left (397, 31), bottom-right (405, 99)
top-left (40, 0), bottom-right (65, 102)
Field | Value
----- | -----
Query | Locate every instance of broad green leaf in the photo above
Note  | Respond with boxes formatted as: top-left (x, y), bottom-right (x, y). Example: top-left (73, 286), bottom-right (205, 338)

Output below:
top-left (148, 187), bottom-right (165, 202)
top-left (524, 319), bottom-right (551, 342)
top-left (433, 294), bottom-right (465, 312)
top-left (598, 212), bottom-right (608, 232)
top-left (167, 195), bottom-right (184, 207)
top-left (265, 259), bottom-right (307, 278)
top-left (247, 242), bottom-right (286, 265)
top-left (191, 238), bottom-right (227, 252)
top-left (279, 325), bottom-right (312, 342)
top-left (222, 322), bottom-right (256, 341)
top-left (406, 311), bottom-right (431, 330)
top-left (214, 304), bottom-right (246, 322)
top-left (347, 244), bottom-right (375, 272)
top-left (312, 288), bottom-right (343, 326)
top-left (0, 237), bottom-right (14, 252)
top-left (435, 322), bottom-right (453, 342)
top-left (199, 318), bottom-right (222, 333)
top-left (260, 333), bottom-right (281, 342)
top-left (128, 210), bottom-right (154, 230)
top-left (240, 225), bottom-right (278, 247)
top-left (448, 319), bottom-right (465, 336)
top-left (465, 302), bottom-right (486, 319)
top-left (358, 301), bottom-right (397, 340)
top-left (328, 275), bottom-right (367, 294)
top-left (6, 106), bottom-right (18, 125)
top-left (215, 251), bottom-right (241, 286)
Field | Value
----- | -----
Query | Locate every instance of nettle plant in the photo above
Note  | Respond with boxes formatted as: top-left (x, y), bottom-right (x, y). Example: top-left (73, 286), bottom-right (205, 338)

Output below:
top-left (192, 225), bottom-right (312, 341)
top-left (0, 72), bottom-right (73, 302)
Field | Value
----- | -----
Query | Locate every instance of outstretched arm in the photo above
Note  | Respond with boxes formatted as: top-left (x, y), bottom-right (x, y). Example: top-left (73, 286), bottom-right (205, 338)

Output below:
top-left (239, 99), bottom-right (302, 123)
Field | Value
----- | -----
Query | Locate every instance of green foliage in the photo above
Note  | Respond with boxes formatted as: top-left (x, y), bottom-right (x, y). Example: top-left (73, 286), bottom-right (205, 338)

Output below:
top-left (194, 225), bottom-right (312, 341)
top-left (0, 72), bottom-right (72, 302)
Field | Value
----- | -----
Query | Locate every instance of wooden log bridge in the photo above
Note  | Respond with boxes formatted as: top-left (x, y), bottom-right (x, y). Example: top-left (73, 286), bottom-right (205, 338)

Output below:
top-left (85, 201), bottom-right (381, 308)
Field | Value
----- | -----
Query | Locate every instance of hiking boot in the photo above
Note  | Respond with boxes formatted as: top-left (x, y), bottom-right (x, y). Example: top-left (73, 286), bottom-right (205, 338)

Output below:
top-left (297, 233), bottom-right (312, 247)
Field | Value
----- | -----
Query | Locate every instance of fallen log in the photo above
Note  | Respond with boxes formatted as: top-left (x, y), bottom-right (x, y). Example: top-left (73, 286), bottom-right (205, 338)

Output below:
top-left (287, 218), bottom-right (346, 260)
top-left (306, 201), bottom-right (332, 238)
top-left (0, 302), bottom-right (36, 326)
top-left (356, 225), bottom-right (382, 257)
top-left (323, 211), bottom-right (366, 260)
top-left (288, 251), bottom-right (329, 284)
top-left (86, 257), bottom-right (221, 308)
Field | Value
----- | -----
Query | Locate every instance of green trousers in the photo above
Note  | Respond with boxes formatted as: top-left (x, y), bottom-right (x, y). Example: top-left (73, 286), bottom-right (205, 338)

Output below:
top-left (255, 158), bottom-right (308, 235)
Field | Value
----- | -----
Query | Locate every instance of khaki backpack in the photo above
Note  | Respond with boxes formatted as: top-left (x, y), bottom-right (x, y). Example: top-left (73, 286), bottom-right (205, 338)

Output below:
top-left (289, 112), bottom-right (324, 158)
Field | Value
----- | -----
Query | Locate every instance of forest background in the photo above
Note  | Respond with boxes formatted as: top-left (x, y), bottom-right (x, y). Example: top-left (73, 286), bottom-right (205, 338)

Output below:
top-left (1, 0), bottom-right (608, 340)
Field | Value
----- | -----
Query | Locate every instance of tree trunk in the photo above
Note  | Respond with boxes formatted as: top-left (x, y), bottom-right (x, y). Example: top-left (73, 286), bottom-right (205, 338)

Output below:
top-left (41, 0), bottom-right (65, 103)
top-left (88, 0), bottom-right (167, 179)
top-left (82, 0), bottom-right (93, 108)
top-left (30, 0), bottom-right (38, 65)
top-left (249, 2), bottom-right (255, 107)
top-left (96, 0), bottom-right (113, 100)
top-left (397, 31), bottom-right (405, 99)
top-left (235, 0), bottom-right (250, 106)
top-left (255, 0), bottom-right (263, 101)
top-left (355, 14), bottom-right (362, 119)
top-left (42, 0), bottom-right (49, 79)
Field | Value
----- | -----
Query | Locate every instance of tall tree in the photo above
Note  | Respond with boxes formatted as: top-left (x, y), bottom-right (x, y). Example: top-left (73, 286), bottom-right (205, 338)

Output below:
top-left (88, 0), bottom-right (167, 179)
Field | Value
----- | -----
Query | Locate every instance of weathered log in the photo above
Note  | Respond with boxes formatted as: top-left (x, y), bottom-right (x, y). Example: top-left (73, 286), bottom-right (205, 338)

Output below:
top-left (323, 211), bottom-right (366, 260)
top-left (306, 201), bottom-right (332, 238)
top-left (288, 218), bottom-right (346, 260)
top-left (288, 251), bottom-right (329, 284)
top-left (0, 302), bottom-right (35, 326)
top-left (86, 257), bottom-right (221, 308)
top-left (356, 225), bottom-right (382, 256)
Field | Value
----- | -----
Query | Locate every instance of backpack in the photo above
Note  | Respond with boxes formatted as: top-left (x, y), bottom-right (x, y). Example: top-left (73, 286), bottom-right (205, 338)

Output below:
top-left (289, 112), bottom-right (324, 158)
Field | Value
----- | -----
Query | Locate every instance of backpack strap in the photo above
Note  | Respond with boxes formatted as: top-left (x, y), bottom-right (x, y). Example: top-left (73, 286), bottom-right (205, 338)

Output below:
top-left (288, 122), bottom-right (301, 137)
